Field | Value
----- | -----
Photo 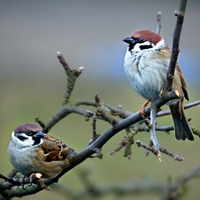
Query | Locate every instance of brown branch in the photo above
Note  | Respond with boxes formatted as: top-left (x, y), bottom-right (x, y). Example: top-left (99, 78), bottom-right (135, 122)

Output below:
top-left (75, 99), bottom-right (200, 119)
top-left (57, 52), bottom-right (84, 106)
top-left (87, 112), bottom-right (101, 147)
top-left (108, 129), bottom-right (135, 159)
top-left (43, 95), bottom-right (200, 133)
top-left (35, 117), bottom-right (46, 129)
top-left (164, 0), bottom-right (187, 92)
top-left (57, 52), bottom-right (70, 74)
top-left (43, 105), bottom-right (91, 133)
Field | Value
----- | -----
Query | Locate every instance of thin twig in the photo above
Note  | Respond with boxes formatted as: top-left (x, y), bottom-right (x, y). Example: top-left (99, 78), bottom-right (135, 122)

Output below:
top-left (57, 52), bottom-right (70, 74)
top-left (156, 11), bottom-right (162, 34)
top-left (57, 52), bottom-right (84, 106)
top-left (135, 140), bottom-right (184, 161)
top-left (88, 112), bottom-right (101, 146)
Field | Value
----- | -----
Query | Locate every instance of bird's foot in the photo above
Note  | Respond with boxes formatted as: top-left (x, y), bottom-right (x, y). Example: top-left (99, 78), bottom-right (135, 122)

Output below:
top-left (29, 173), bottom-right (50, 190)
top-left (139, 100), bottom-right (151, 118)
top-left (19, 176), bottom-right (26, 190)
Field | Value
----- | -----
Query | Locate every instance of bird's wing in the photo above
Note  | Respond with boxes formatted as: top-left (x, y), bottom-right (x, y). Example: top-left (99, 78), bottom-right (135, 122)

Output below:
top-left (176, 64), bottom-right (189, 101)
top-left (40, 134), bottom-right (74, 161)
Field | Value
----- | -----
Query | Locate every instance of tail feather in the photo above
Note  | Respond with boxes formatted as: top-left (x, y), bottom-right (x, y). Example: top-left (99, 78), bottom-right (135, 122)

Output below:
top-left (169, 105), bottom-right (194, 141)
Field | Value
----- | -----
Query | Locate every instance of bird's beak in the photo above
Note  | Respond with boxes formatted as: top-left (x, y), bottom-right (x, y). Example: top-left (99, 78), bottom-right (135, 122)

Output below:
top-left (123, 37), bottom-right (135, 44)
top-left (34, 132), bottom-right (44, 139)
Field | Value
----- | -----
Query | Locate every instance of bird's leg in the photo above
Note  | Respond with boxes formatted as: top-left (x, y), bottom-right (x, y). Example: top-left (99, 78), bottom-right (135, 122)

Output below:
top-left (150, 108), bottom-right (161, 157)
top-left (29, 173), bottom-right (50, 190)
top-left (29, 173), bottom-right (39, 186)
top-left (139, 99), bottom-right (151, 118)
top-left (19, 176), bottom-right (26, 190)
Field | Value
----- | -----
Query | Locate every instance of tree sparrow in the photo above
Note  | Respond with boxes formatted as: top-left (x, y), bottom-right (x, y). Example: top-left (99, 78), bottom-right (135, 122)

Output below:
top-left (7, 123), bottom-right (75, 181)
top-left (123, 29), bottom-right (194, 141)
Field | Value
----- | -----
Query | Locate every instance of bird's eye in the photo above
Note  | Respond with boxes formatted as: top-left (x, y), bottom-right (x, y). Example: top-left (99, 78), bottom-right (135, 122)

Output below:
top-left (25, 130), bottom-right (32, 136)
top-left (138, 38), bottom-right (145, 43)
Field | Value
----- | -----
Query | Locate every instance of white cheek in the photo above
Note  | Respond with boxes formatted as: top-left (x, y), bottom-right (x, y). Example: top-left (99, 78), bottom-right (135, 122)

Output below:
top-left (133, 43), bottom-right (141, 51)
top-left (11, 131), bottom-right (34, 148)
top-left (133, 41), bottom-right (154, 52)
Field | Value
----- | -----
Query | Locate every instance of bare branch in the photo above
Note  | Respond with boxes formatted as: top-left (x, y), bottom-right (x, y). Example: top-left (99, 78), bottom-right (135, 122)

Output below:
top-left (57, 52), bottom-right (84, 106)
top-left (57, 52), bottom-right (70, 74)
top-left (43, 105), bottom-right (90, 133)
top-left (136, 140), bottom-right (184, 161)
top-left (164, 0), bottom-right (187, 92)
top-left (35, 117), bottom-right (46, 129)
top-left (87, 112), bottom-right (101, 146)
top-left (108, 129), bottom-right (135, 159)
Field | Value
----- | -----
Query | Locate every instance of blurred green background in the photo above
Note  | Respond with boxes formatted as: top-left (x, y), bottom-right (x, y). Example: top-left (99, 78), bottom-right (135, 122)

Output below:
top-left (1, 0), bottom-right (200, 199)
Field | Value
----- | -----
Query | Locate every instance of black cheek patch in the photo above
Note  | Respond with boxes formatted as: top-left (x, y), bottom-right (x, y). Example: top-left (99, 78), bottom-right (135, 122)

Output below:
top-left (17, 135), bottom-right (28, 141)
top-left (139, 44), bottom-right (153, 50)
top-left (128, 44), bottom-right (134, 51)
top-left (33, 137), bottom-right (43, 146)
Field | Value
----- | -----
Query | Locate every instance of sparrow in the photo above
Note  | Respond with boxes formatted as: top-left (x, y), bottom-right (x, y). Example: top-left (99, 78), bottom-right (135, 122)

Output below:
top-left (7, 123), bottom-right (75, 184)
top-left (123, 29), bottom-right (194, 141)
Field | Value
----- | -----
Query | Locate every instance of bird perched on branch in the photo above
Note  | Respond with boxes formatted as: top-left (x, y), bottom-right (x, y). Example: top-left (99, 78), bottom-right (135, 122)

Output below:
top-left (7, 122), bottom-right (75, 188)
top-left (123, 29), bottom-right (194, 141)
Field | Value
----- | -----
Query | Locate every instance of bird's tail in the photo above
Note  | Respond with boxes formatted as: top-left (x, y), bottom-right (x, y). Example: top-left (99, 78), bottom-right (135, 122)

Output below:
top-left (169, 104), bottom-right (194, 141)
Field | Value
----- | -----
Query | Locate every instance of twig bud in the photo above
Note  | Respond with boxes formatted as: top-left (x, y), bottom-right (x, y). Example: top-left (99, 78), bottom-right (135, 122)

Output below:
top-left (118, 104), bottom-right (123, 109)
top-left (111, 118), bottom-right (117, 126)
top-left (95, 93), bottom-right (100, 104)
top-left (157, 11), bottom-right (162, 21)
top-left (57, 51), bottom-right (63, 57)
top-left (77, 66), bottom-right (84, 74)
top-left (174, 10), bottom-right (184, 17)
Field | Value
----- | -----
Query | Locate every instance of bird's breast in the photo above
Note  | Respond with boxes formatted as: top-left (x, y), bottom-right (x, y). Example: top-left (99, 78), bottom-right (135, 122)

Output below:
top-left (7, 141), bottom-right (43, 176)
top-left (124, 50), bottom-right (168, 101)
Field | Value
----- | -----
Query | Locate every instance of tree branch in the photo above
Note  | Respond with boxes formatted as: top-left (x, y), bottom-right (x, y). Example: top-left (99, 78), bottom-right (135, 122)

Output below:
top-left (164, 0), bottom-right (187, 92)
top-left (57, 52), bottom-right (84, 105)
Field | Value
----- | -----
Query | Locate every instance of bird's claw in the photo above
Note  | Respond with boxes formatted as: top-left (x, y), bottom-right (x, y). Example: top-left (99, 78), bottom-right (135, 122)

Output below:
top-left (28, 173), bottom-right (49, 190)
top-left (150, 141), bottom-right (162, 161)
top-left (139, 100), bottom-right (151, 118)
top-left (19, 176), bottom-right (26, 190)
top-left (18, 173), bottom-right (49, 190)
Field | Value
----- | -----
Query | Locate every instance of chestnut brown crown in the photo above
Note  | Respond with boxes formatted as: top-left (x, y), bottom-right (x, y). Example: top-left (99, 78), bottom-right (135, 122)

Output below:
top-left (131, 30), bottom-right (162, 45)
top-left (14, 123), bottom-right (42, 136)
